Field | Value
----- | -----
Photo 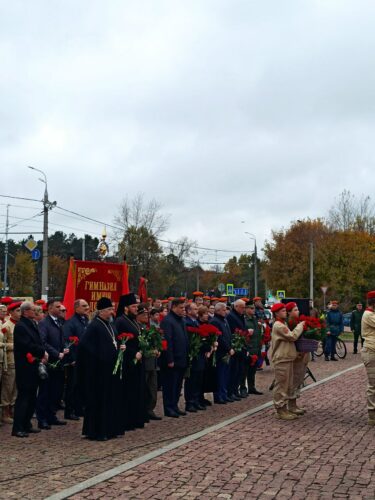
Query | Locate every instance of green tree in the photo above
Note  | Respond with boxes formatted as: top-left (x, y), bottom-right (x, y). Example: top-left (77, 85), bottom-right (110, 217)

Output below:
top-left (8, 251), bottom-right (35, 296)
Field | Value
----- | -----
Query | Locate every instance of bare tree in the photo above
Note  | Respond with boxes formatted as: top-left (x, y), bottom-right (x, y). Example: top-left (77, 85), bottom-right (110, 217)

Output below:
top-left (114, 193), bottom-right (170, 238)
top-left (327, 190), bottom-right (375, 233)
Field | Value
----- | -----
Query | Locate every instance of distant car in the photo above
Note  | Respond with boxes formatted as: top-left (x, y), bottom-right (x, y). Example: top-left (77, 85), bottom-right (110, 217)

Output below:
top-left (343, 312), bottom-right (352, 328)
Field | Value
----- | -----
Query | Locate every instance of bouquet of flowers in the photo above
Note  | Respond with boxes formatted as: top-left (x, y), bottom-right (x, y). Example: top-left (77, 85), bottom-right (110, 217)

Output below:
top-left (232, 328), bottom-right (251, 353)
top-left (113, 333), bottom-right (134, 378)
top-left (138, 326), bottom-right (163, 358)
top-left (289, 315), bottom-right (326, 341)
top-left (196, 323), bottom-right (221, 366)
top-left (186, 326), bottom-right (203, 366)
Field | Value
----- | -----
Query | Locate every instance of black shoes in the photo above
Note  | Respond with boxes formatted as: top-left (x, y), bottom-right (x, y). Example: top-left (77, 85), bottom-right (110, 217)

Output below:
top-left (176, 409), bottom-right (187, 416)
top-left (331, 357), bottom-right (338, 361)
top-left (27, 427), bottom-right (41, 434)
top-left (165, 410), bottom-right (179, 418)
top-left (148, 412), bottom-right (162, 421)
top-left (248, 388), bottom-right (263, 395)
top-left (325, 356), bottom-right (330, 361)
top-left (195, 404), bottom-right (206, 411)
top-left (38, 422), bottom-right (51, 430)
top-left (229, 394), bottom-right (241, 401)
top-left (12, 431), bottom-right (28, 438)
top-left (225, 397), bottom-right (235, 403)
top-left (201, 398), bottom-right (212, 406)
top-left (214, 399), bottom-right (227, 404)
top-left (185, 406), bottom-right (197, 413)
top-left (49, 419), bottom-right (67, 426)
top-left (64, 414), bottom-right (80, 421)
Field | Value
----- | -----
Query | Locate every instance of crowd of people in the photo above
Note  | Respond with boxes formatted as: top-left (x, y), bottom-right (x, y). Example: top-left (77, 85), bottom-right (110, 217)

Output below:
top-left (1, 289), bottom-right (375, 440)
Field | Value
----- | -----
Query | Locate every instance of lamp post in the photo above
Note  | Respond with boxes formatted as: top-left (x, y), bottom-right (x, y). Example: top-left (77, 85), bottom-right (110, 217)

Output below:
top-left (244, 232), bottom-right (258, 297)
top-left (28, 166), bottom-right (55, 301)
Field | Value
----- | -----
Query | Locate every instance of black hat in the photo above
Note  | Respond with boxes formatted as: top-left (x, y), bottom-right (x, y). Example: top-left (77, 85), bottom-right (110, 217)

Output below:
top-left (137, 304), bottom-right (148, 315)
top-left (116, 293), bottom-right (137, 317)
top-left (97, 297), bottom-right (113, 310)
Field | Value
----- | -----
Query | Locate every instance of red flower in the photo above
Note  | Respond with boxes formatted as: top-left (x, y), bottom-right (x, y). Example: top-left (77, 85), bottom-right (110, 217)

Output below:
top-left (198, 324), bottom-right (221, 337)
top-left (26, 353), bottom-right (36, 363)
top-left (186, 326), bottom-right (200, 334)
top-left (117, 333), bottom-right (135, 341)
top-left (68, 336), bottom-right (79, 345)
top-left (261, 351), bottom-right (267, 359)
top-left (161, 339), bottom-right (168, 351)
top-left (249, 354), bottom-right (258, 366)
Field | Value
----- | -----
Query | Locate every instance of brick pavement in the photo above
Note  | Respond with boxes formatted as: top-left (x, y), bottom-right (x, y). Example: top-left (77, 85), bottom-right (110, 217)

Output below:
top-left (70, 365), bottom-right (374, 500)
top-left (0, 350), bottom-right (365, 499)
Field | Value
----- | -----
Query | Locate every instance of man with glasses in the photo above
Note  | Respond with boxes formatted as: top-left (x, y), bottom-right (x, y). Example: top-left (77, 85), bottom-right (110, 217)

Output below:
top-left (62, 299), bottom-right (90, 420)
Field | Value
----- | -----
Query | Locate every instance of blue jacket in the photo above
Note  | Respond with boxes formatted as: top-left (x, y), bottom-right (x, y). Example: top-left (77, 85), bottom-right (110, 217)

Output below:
top-left (160, 311), bottom-right (189, 369)
top-left (39, 315), bottom-right (64, 363)
top-left (210, 314), bottom-right (232, 359)
top-left (326, 310), bottom-right (344, 336)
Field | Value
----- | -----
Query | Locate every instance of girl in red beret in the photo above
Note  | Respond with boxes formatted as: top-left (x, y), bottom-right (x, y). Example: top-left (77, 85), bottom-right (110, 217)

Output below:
top-left (270, 303), bottom-right (305, 420)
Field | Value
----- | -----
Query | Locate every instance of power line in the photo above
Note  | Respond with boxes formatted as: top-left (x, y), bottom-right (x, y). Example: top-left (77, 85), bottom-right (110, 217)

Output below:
top-left (0, 194), bottom-right (42, 203)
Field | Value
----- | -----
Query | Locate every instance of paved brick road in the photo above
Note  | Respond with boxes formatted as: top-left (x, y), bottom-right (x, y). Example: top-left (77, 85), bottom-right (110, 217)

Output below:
top-left (0, 355), bottom-right (363, 499)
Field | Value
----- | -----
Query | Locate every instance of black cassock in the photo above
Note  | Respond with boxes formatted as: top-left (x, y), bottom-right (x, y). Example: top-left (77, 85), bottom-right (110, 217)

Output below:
top-left (115, 314), bottom-right (146, 431)
top-left (77, 316), bottom-right (122, 440)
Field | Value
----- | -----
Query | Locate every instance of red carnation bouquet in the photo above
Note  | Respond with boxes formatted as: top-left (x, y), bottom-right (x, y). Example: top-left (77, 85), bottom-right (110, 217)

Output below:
top-left (197, 323), bottom-right (221, 366)
top-left (232, 328), bottom-right (251, 353)
top-left (113, 333), bottom-right (134, 378)
top-left (288, 316), bottom-right (326, 341)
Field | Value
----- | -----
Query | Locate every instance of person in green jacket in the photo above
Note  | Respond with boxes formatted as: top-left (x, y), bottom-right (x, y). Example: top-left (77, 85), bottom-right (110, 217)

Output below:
top-left (239, 302), bottom-right (263, 396)
top-left (350, 303), bottom-right (364, 354)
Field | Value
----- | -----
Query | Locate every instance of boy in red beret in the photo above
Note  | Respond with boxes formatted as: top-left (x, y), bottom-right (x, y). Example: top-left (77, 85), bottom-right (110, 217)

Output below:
top-left (270, 303), bottom-right (305, 420)
top-left (361, 291), bottom-right (375, 426)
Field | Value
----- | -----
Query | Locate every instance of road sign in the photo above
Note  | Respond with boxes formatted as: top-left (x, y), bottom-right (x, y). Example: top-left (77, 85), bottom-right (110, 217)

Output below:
top-left (321, 286), bottom-right (328, 294)
top-left (226, 283), bottom-right (234, 296)
top-left (276, 290), bottom-right (286, 300)
top-left (234, 288), bottom-right (248, 296)
top-left (31, 248), bottom-right (41, 260)
top-left (25, 237), bottom-right (37, 252)
top-left (218, 283), bottom-right (225, 293)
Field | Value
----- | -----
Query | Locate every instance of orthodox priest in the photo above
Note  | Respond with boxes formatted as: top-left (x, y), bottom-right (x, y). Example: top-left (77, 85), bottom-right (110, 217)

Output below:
top-left (77, 297), bottom-right (123, 441)
top-left (115, 293), bottom-right (146, 431)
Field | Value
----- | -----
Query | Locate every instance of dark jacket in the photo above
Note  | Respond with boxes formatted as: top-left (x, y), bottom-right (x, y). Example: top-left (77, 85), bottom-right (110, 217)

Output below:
top-left (210, 314), bottom-right (231, 359)
top-left (326, 309), bottom-right (344, 336)
top-left (39, 315), bottom-right (65, 363)
top-left (244, 314), bottom-right (262, 355)
top-left (350, 309), bottom-right (364, 334)
top-left (62, 313), bottom-right (89, 362)
top-left (226, 309), bottom-right (246, 333)
top-left (14, 316), bottom-right (45, 389)
top-left (160, 311), bottom-right (189, 369)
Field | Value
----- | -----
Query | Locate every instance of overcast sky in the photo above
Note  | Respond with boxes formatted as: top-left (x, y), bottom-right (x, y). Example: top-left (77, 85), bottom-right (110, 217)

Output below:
top-left (1, 0), bottom-right (375, 264)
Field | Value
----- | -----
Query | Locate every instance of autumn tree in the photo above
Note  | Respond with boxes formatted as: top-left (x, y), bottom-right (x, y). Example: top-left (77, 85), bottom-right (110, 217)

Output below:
top-left (8, 251), bottom-right (35, 296)
top-left (48, 255), bottom-right (69, 299)
top-left (328, 190), bottom-right (375, 234)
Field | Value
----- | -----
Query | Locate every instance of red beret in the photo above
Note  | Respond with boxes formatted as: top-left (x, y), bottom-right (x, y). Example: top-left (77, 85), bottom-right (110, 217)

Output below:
top-left (253, 296), bottom-right (262, 302)
top-left (1, 296), bottom-right (13, 305)
top-left (271, 303), bottom-right (286, 313)
top-left (167, 297), bottom-right (175, 301)
top-left (210, 297), bottom-right (218, 301)
top-left (203, 296), bottom-right (211, 300)
top-left (7, 301), bottom-right (23, 312)
top-left (331, 300), bottom-right (338, 305)
top-left (161, 299), bottom-right (169, 304)
top-left (367, 291), bottom-right (375, 299)
top-left (192, 291), bottom-right (203, 296)
top-left (35, 299), bottom-right (46, 305)
top-left (285, 301), bottom-right (297, 312)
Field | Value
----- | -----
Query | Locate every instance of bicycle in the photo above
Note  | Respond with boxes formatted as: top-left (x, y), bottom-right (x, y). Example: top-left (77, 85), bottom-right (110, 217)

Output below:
top-left (314, 336), bottom-right (347, 359)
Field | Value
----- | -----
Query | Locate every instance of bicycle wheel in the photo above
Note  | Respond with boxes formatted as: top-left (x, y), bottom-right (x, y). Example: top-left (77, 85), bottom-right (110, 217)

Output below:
top-left (314, 340), bottom-right (324, 357)
top-left (336, 338), bottom-right (347, 359)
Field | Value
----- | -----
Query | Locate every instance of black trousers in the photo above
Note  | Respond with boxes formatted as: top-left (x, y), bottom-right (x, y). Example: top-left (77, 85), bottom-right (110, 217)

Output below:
top-left (36, 369), bottom-right (64, 423)
top-left (64, 365), bottom-right (82, 416)
top-left (161, 366), bottom-right (185, 413)
top-left (184, 370), bottom-right (204, 407)
top-left (12, 384), bottom-right (39, 433)
top-left (353, 332), bottom-right (364, 353)
top-left (228, 355), bottom-right (241, 396)
top-left (144, 369), bottom-right (158, 414)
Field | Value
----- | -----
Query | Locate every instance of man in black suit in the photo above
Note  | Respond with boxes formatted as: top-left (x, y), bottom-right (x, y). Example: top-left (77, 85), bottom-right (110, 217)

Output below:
top-left (160, 298), bottom-right (189, 418)
top-left (12, 302), bottom-right (48, 437)
top-left (62, 299), bottom-right (89, 420)
top-left (36, 299), bottom-right (69, 428)
top-left (226, 299), bottom-right (247, 400)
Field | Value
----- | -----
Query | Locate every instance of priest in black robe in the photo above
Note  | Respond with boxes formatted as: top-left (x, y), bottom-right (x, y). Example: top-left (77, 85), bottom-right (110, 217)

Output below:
top-left (77, 297), bottom-right (123, 441)
top-left (115, 293), bottom-right (146, 431)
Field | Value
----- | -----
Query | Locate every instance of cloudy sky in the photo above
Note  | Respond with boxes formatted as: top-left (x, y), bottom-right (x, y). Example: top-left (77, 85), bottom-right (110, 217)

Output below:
top-left (1, 0), bottom-right (375, 264)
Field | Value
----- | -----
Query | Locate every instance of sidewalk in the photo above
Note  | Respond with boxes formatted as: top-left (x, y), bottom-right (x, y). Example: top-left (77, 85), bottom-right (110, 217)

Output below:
top-left (0, 352), bottom-right (368, 499)
top-left (68, 364), bottom-right (373, 500)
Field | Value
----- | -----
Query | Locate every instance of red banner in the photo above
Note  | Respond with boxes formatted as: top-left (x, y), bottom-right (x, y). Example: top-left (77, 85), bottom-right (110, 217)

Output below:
top-left (63, 259), bottom-right (129, 318)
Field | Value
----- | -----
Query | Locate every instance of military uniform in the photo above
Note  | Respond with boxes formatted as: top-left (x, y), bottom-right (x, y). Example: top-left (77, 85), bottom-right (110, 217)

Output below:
top-left (361, 300), bottom-right (375, 425)
top-left (1, 318), bottom-right (17, 423)
top-left (271, 317), bottom-right (304, 418)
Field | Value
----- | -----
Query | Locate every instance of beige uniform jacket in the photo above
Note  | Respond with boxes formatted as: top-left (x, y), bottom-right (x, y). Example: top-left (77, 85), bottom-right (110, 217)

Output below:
top-left (362, 309), bottom-right (375, 352)
top-left (0, 330), bottom-right (5, 366)
top-left (271, 320), bottom-right (304, 364)
top-left (1, 319), bottom-right (16, 367)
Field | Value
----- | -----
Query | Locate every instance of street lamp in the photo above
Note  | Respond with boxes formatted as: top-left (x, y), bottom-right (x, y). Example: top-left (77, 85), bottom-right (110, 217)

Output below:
top-left (28, 166), bottom-right (56, 300)
top-left (244, 231), bottom-right (258, 297)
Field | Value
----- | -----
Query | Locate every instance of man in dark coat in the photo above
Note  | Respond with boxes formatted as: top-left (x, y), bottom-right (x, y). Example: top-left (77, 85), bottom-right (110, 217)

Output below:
top-left (36, 299), bottom-right (68, 428)
top-left (210, 302), bottom-right (234, 404)
top-left (242, 302), bottom-right (263, 395)
top-left (12, 302), bottom-right (48, 437)
top-left (226, 299), bottom-right (247, 400)
top-left (62, 299), bottom-right (89, 419)
top-left (350, 303), bottom-right (364, 354)
top-left (77, 297), bottom-right (123, 440)
top-left (115, 293), bottom-right (146, 430)
top-left (160, 298), bottom-right (189, 417)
